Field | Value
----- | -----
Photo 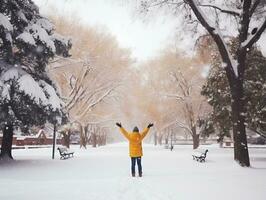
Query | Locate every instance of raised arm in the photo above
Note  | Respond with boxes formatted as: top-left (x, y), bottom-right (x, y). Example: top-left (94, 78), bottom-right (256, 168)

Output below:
top-left (116, 123), bottom-right (130, 140)
top-left (140, 123), bottom-right (154, 140)
top-left (120, 127), bottom-right (130, 140)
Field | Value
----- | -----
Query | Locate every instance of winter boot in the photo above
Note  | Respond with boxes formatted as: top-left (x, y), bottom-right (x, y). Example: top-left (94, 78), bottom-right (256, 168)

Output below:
top-left (139, 172), bottom-right (142, 177)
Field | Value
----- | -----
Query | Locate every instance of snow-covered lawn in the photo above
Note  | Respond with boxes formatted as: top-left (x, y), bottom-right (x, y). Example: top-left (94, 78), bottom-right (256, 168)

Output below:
top-left (0, 143), bottom-right (266, 200)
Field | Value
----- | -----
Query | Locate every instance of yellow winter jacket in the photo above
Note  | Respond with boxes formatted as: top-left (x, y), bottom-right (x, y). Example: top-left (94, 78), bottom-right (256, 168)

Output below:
top-left (119, 127), bottom-right (150, 157)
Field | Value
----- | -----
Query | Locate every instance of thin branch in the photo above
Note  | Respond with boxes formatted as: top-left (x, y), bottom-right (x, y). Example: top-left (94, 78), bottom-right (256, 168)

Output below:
top-left (176, 120), bottom-right (193, 135)
top-left (160, 120), bottom-right (179, 131)
top-left (248, 128), bottom-right (266, 139)
top-left (199, 4), bottom-right (240, 17)
top-left (86, 119), bottom-right (115, 125)
top-left (76, 82), bottom-right (118, 114)
top-left (250, 0), bottom-right (261, 17)
top-left (66, 65), bottom-right (92, 110)
top-left (163, 93), bottom-right (185, 101)
top-left (79, 85), bottom-right (119, 118)
top-left (149, 0), bottom-right (183, 8)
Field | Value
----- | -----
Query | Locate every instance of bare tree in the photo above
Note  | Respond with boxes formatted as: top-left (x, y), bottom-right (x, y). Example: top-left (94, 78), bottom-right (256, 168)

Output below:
top-left (168, 70), bottom-right (207, 149)
top-left (47, 16), bottom-right (132, 148)
top-left (65, 69), bottom-right (120, 148)
top-left (141, 45), bottom-right (208, 149)
top-left (58, 124), bottom-right (73, 148)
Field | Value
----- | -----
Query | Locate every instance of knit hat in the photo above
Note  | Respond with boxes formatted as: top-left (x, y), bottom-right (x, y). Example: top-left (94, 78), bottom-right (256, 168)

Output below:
top-left (132, 126), bottom-right (139, 132)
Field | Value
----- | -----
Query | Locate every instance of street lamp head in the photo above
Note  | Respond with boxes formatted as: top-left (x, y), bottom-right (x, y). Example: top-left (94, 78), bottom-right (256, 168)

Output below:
top-left (52, 115), bottom-right (62, 125)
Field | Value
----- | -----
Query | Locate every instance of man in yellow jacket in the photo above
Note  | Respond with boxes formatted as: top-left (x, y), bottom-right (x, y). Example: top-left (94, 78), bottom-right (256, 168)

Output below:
top-left (116, 122), bottom-right (154, 177)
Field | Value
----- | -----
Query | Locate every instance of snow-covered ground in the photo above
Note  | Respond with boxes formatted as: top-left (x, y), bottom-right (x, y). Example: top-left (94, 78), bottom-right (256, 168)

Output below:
top-left (0, 143), bottom-right (266, 200)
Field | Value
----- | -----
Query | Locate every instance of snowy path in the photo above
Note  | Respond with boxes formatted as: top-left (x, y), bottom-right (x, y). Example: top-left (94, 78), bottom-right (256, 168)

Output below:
top-left (0, 143), bottom-right (266, 200)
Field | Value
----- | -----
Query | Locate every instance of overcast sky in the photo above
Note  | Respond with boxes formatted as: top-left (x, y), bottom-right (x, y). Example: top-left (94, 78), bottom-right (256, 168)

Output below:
top-left (33, 0), bottom-right (179, 62)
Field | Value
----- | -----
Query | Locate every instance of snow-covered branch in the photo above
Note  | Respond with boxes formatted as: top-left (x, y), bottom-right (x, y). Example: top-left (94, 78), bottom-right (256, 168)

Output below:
top-left (250, 0), bottom-right (261, 17)
top-left (176, 120), bottom-right (193, 135)
top-left (242, 19), bottom-right (266, 49)
top-left (85, 119), bottom-right (115, 125)
top-left (248, 128), bottom-right (266, 139)
top-left (148, 0), bottom-right (183, 8)
top-left (160, 120), bottom-right (179, 131)
top-left (78, 84), bottom-right (119, 118)
top-left (186, 0), bottom-right (237, 79)
top-left (199, 4), bottom-right (240, 17)
top-left (75, 82), bottom-right (118, 114)
top-left (170, 70), bottom-right (191, 97)
top-left (163, 93), bottom-right (184, 101)
top-left (66, 65), bottom-right (92, 111)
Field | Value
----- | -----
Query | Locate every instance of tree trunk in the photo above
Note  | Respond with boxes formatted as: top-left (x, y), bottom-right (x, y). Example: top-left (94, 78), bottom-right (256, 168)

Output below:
top-left (97, 134), bottom-right (102, 146)
top-left (219, 139), bottom-right (223, 148)
top-left (92, 133), bottom-right (97, 148)
top-left (158, 134), bottom-right (162, 145)
top-left (79, 125), bottom-right (87, 149)
top-left (154, 132), bottom-right (157, 146)
top-left (231, 79), bottom-right (250, 166)
top-left (192, 135), bottom-right (199, 149)
top-left (101, 134), bottom-right (106, 146)
top-left (217, 133), bottom-right (224, 148)
top-left (192, 126), bottom-right (199, 149)
top-left (62, 132), bottom-right (71, 148)
top-left (165, 132), bottom-right (169, 145)
top-left (165, 137), bottom-right (168, 145)
top-left (0, 124), bottom-right (14, 160)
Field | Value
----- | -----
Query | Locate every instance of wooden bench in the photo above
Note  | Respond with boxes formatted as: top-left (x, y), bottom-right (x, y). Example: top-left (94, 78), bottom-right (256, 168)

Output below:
top-left (192, 149), bottom-right (208, 162)
top-left (57, 147), bottom-right (74, 160)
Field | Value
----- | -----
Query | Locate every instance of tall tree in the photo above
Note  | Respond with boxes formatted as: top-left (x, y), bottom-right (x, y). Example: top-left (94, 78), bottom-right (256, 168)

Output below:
top-left (0, 0), bottom-right (71, 159)
top-left (169, 70), bottom-right (206, 149)
top-left (48, 16), bottom-right (132, 148)
top-left (141, 46), bottom-right (209, 149)
top-left (143, 0), bottom-right (266, 166)
top-left (202, 41), bottom-right (266, 141)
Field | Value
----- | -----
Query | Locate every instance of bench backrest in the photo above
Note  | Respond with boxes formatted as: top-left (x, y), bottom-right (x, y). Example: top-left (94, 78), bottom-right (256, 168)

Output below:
top-left (202, 149), bottom-right (208, 157)
top-left (57, 147), bottom-right (67, 154)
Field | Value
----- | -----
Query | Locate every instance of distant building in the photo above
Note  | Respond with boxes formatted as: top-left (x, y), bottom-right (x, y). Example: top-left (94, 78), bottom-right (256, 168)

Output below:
top-left (0, 129), bottom-right (62, 146)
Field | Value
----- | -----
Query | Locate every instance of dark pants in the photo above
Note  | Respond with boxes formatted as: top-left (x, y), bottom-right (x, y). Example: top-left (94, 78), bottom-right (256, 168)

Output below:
top-left (131, 157), bottom-right (142, 175)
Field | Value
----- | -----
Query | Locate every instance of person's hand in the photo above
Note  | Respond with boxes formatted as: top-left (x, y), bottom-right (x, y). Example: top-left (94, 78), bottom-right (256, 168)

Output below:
top-left (147, 123), bottom-right (154, 128)
top-left (116, 122), bottom-right (122, 128)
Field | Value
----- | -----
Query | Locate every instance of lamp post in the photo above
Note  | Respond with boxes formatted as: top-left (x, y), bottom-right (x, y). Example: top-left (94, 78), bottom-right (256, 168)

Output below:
top-left (52, 116), bottom-right (60, 159)
top-left (52, 121), bottom-right (56, 159)
top-left (170, 131), bottom-right (173, 151)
